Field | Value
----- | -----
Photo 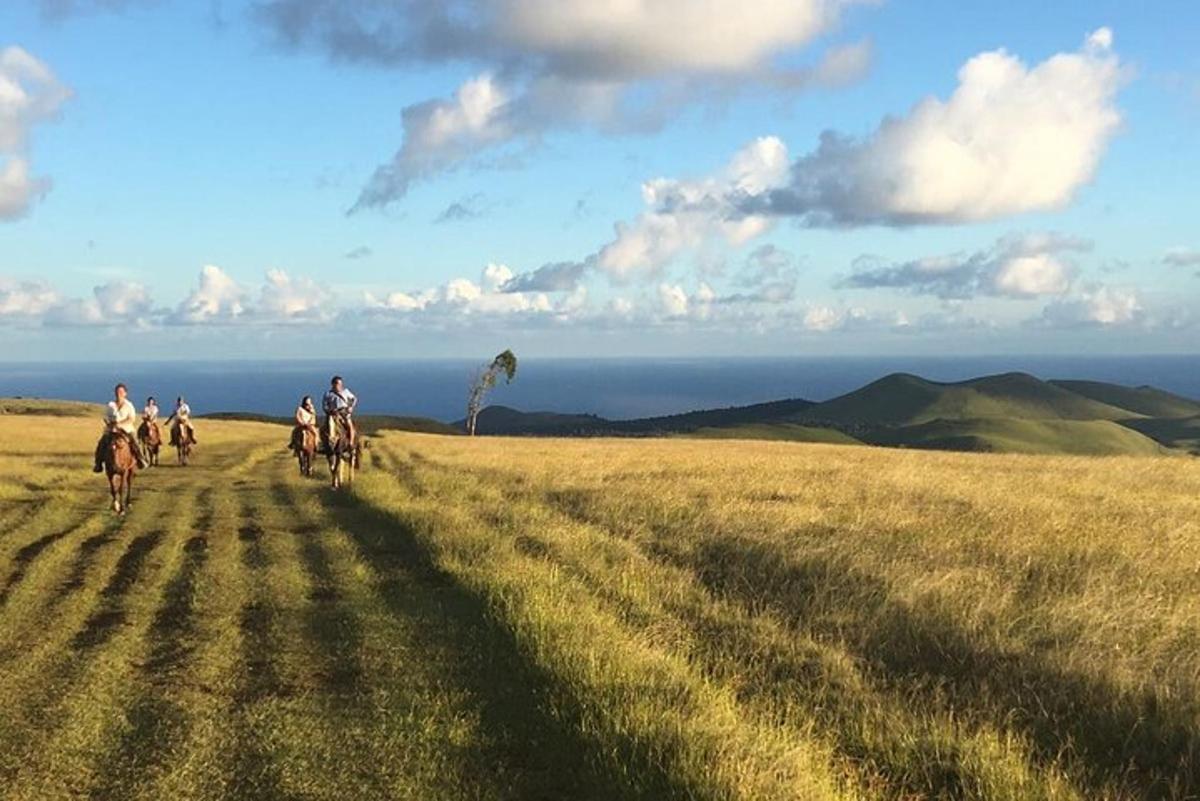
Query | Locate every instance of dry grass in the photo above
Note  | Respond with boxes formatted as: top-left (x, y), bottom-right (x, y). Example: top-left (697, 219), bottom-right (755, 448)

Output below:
top-left (0, 411), bottom-right (1197, 799)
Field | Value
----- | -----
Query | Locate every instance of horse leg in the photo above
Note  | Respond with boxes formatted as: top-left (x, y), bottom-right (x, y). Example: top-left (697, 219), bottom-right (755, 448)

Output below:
top-left (110, 473), bottom-right (121, 514)
top-left (124, 470), bottom-right (133, 513)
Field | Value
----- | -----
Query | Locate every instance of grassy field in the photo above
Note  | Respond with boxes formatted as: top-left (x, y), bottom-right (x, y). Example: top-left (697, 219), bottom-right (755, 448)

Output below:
top-left (0, 407), bottom-right (1197, 800)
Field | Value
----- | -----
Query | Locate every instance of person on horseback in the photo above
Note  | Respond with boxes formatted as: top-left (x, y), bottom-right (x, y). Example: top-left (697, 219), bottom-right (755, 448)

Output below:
top-left (93, 382), bottom-right (147, 472)
top-left (143, 396), bottom-right (159, 423)
top-left (290, 395), bottom-right (318, 452)
top-left (167, 395), bottom-right (197, 447)
top-left (321, 375), bottom-right (357, 454)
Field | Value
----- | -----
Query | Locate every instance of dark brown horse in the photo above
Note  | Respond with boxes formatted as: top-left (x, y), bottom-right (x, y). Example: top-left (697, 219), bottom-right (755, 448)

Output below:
top-left (292, 426), bottom-right (317, 477)
top-left (104, 432), bottom-right (136, 515)
top-left (138, 420), bottom-right (161, 467)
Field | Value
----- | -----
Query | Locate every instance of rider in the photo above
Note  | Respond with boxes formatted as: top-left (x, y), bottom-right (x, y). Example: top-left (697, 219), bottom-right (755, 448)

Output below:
top-left (93, 382), bottom-right (147, 472)
top-left (290, 395), bottom-right (319, 452)
top-left (143, 396), bottom-right (159, 428)
top-left (166, 396), bottom-right (197, 447)
top-left (321, 375), bottom-right (357, 454)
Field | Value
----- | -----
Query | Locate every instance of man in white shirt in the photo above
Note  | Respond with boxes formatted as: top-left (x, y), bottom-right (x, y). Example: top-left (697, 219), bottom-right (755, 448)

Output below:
top-left (321, 375), bottom-right (357, 452)
top-left (167, 396), bottom-right (197, 446)
top-left (93, 383), bottom-right (147, 472)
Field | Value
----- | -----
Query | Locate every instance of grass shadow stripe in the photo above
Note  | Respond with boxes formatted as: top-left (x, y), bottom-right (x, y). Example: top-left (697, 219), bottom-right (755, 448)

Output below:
top-left (319, 482), bottom-right (694, 801)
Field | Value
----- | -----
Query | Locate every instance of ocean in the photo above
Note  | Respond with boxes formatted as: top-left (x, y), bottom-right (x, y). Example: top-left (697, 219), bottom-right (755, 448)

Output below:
top-left (1, 356), bottom-right (1197, 422)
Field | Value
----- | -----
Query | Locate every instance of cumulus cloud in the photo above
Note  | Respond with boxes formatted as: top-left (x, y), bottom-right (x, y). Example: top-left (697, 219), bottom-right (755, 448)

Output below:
top-left (732, 29), bottom-right (1123, 226)
top-left (172, 265), bottom-right (249, 324)
top-left (841, 232), bottom-right (1089, 299)
top-left (258, 269), bottom-right (335, 322)
top-left (255, 0), bottom-right (870, 207)
top-left (0, 46), bottom-right (71, 220)
top-left (43, 281), bottom-right (155, 326)
top-left (0, 279), bottom-right (59, 318)
top-left (1038, 284), bottom-right (1142, 328)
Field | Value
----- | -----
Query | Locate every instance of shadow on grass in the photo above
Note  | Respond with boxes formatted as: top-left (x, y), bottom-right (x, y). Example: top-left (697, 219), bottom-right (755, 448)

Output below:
top-left (268, 481), bottom-right (364, 695)
top-left (71, 529), bottom-right (163, 651)
top-left (315, 484), bottom-right (697, 801)
top-left (543, 487), bottom-right (1200, 800)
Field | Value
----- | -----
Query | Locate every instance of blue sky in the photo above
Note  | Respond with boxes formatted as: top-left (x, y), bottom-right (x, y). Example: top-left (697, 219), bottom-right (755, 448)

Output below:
top-left (1, 0), bottom-right (1197, 359)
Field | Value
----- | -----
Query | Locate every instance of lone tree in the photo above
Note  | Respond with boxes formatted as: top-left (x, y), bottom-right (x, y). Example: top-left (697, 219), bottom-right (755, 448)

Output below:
top-left (466, 349), bottom-right (518, 436)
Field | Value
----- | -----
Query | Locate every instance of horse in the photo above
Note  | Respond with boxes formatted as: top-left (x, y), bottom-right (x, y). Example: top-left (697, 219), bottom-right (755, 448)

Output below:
top-left (104, 431), bottom-right (136, 515)
top-left (292, 425), bottom-right (317, 477)
top-left (326, 415), bottom-right (356, 490)
top-left (138, 420), bottom-right (161, 467)
top-left (171, 421), bottom-right (193, 466)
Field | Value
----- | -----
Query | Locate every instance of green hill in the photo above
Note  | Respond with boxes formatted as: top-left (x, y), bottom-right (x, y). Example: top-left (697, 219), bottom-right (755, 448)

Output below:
top-left (1050, 380), bottom-right (1200, 418)
top-left (1119, 416), bottom-right (1200, 454)
top-left (456, 372), bottom-right (1199, 457)
top-left (866, 417), bottom-right (1169, 456)
top-left (0, 397), bottom-right (102, 417)
top-left (800, 372), bottom-right (1136, 426)
top-left (686, 422), bottom-right (862, 445)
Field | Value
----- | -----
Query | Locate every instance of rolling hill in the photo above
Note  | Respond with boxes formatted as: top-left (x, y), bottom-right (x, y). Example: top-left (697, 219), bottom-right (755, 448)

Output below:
top-left (1049, 380), bottom-right (1200, 418)
top-left (866, 417), bottom-right (1168, 455)
top-left (796, 372), bottom-right (1135, 426)
top-left (467, 372), bottom-right (1199, 457)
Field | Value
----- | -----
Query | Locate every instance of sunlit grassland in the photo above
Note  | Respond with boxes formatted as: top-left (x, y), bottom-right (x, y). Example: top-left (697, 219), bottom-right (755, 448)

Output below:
top-left (0, 407), bottom-right (1197, 800)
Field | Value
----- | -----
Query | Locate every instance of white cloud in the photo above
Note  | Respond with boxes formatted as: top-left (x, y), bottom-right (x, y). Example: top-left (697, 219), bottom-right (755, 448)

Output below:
top-left (356, 74), bottom-right (512, 210)
top-left (43, 281), bottom-right (155, 326)
top-left (258, 268), bottom-right (335, 321)
top-left (991, 253), bottom-right (1072, 297)
top-left (0, 279), bottom-right (59, 317)
top-left (0, 46), bottom-right (70, 220)
top-left (481, 262), bottom-right (514, 292)
top-left (657, 283), bottom-right (689, 318)
top-left (495, 0), bottom-right (847, 78)
top-left (737, 29), bottom-right (1123, 225)
top-left (1039, 284), bottom-right (1142, 328)
top-left (257, 0), bottom-right (868, 207)
top-left (842, 231), bottom-right (1087, 299)
top-left (595, 136), bottom-right (790, 282)
top-left (172, 265), bottom-right (249, 324)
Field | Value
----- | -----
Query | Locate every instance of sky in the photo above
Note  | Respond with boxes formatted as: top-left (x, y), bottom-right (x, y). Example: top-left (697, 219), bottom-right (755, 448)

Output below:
top-left (0, 0), bottom-right (1198, 360)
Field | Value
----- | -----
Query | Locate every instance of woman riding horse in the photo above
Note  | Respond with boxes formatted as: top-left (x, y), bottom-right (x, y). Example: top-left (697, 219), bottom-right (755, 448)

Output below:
top-left (290, 395), bottom-right (319, 476)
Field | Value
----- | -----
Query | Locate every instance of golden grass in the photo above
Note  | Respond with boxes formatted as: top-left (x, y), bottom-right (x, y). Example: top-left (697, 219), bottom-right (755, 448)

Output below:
top-left (0, 413), bottom-right (1196, 799)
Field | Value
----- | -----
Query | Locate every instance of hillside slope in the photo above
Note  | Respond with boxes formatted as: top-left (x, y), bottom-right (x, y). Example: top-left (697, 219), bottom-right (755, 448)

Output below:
top-left (865, 417), bottom-right (1168, 455)
top-left (1050, 380), bottom-right (1200, 418)
top-left (798, 372), bottom-right (1137, 426)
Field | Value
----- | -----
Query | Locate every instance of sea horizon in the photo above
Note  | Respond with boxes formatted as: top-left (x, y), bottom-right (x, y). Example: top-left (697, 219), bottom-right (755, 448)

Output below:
top-left (3, 354), bottom-right (1197, 423)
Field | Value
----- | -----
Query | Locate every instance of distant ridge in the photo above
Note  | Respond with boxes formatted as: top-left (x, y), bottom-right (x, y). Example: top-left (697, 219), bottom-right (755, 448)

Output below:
top-left (796, 372), bottom-right (1134, 426)
top-left (1049, 380), bottom-right (1200, 419)
top-left (468, 372), bottom-right (1200, 457)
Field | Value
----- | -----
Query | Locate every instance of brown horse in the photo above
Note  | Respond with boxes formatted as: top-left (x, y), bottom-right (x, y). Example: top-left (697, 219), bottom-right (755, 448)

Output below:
top-left (292, 426), bottom-right (317, 477)
top-left (171, 421), bottom-right (193, 466)
top-left (104, 432), bottom-right (136, 515)
top-left (138, 420), bottom-right (161, 467)
top-left (326, 415), bottom-right (356, 490)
